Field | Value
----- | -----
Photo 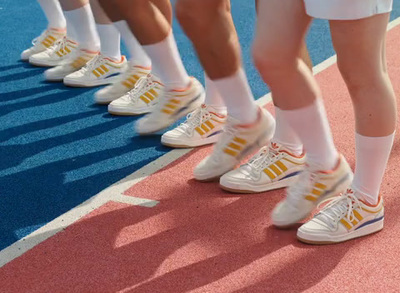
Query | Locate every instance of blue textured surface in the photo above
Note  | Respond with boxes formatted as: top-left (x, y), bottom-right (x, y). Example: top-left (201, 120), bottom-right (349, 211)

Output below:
top-left (0, 0), bottom-right (399, 250)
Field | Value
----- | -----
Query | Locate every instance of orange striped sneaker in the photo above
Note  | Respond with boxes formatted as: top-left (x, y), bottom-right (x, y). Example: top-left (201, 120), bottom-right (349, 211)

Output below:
top-left (21, 28), bottom-right (66, 61)
top-left (44, 49), bottom-right (98, 82)
top-left (272, 154), bottom-right (353, 228)
top-left (220, 142), bottom-right (305, 193)
top-left (135, 77), bottom-right (205, 135)
top-left (63, 53), bottom-right (128, 87)
top-left (297, 188), bottom-right (384, 244)
top-left (161, 104), bottom-right (226, 148)
top-left (108, 74), bottom-right (164, 116)
top-left (29, 37), bottom-right (78, 67)
top-left (95, 61), bottom-right (151, 104)
top-left (193, 108), bottom-right (275, 182)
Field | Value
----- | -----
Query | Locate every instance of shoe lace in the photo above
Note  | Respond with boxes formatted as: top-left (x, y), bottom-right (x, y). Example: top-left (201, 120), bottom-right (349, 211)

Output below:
top-left (48, 37), bottom-right (67, 53)
top-left (175, 105), bottom-right (209, 135)
top-left (127, 75), bottom-right (153, 102)
top-left (247, 143), bottom-right (281, 171)
top-left (79, 54), bottom-right (103, 73)
top-left (318, 189), bottom-right (360, 223)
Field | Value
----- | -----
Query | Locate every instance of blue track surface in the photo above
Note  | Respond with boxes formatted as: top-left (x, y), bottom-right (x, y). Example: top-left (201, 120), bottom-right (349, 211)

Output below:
top-left (1, 0), bottom-right (400, 250)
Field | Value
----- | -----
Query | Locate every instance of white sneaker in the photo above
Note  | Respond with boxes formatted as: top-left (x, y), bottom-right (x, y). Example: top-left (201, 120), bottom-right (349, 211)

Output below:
top-left (108, 74), bottom-right (163, 116)
top-left (64, 54), bottom-right (128, 87)
top-left (21, 28), bottom-right (66, 61)
top-left (220, 142), bottom-right (306, 193)
top-left (135, 77), bottom-right (205, 135)
top-left (271, 154), bottom-right (353, 228)
top-left (95, 62), bottom-right (151, 104)
top-left (194, 108), bottom-right (276, 182)
top-left (44, 49), bottom-right (97, 82)
top-left (297, 189), bottom-right (384, 244)
top-left (161, 104), bottom-right (227, 148)
top-left (29, 37), bottom-right (77, 67)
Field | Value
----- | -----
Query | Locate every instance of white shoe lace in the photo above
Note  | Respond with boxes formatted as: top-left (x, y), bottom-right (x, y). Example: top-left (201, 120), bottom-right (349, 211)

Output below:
top-left (175, 105), bottom-right (210, 135)
top-left (46, 37), bottom-right (67, 54)
top-left (318, 189), bottom-right (360, 224)
top-left (126, 75), bottom-right (154, 103)
top-left (78, 54), bottom-right (103, 74)
top-left (247, 143), bottom-right (282, 172)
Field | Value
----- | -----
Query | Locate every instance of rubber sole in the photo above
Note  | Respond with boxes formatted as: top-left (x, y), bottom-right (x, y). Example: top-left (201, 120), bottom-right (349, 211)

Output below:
top-left (161, 134), bottom-right (221, 149)
top-left (64, 78), bottom-right (118, 88)
top-left (220, 176), bottom-right (298, 193)
top-left (108, 104), bottom-right (154, 116)
top-left (219, 175), bottom-right (299, 194)
top-left (297, 219), bottom-right (384, 245)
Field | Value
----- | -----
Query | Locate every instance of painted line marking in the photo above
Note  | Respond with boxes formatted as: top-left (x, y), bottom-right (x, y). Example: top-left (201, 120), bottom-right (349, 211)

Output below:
top-left (1, 16), bottom-right (399, 268)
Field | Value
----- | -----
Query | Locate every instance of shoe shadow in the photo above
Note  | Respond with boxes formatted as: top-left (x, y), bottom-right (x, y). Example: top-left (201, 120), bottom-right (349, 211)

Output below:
top-left (0, 68), bottom-right (45, 82)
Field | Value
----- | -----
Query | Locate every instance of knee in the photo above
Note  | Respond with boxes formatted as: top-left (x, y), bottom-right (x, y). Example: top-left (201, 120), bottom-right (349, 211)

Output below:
top-left (252, 39), bottom-right (297, 80)
top-left (336, 55), bottom-right (378, 94)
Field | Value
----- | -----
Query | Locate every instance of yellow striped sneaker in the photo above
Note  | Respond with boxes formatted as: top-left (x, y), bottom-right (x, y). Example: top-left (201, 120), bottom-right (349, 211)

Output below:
top-left (44, 49), bottom-right (98, 82)
top-left (272, 154), bottom-right (353, 228)
top-left (135, 77), bottom-right (205, 135)
top-left (194, 108), bottom-right (275, 182)
top-left (220, 142), bottom-right (305, 193)
top-left (161, 104), bottom-right (227, 148)
top-left (95, 62), bottom-right (151, 104)
top-left (108, 74), bottom-right (163, 115)
top-left (21, 28), bottom-right (66, 61)
top-left (297, 189), bottom-right (384, 244)
top-left (29, 37), bottom-right (78, 67)
top-left (63, 54), bottom-right (128, 87)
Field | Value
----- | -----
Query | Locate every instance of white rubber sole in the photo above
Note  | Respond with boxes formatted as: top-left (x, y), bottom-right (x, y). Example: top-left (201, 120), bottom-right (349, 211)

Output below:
top-left (29, 58), bottom-right (64, 68)
top-left (220, 174), bottom-right (299, 194)
top-left (45, 71), bottom-right (74, 82)
top-left (161, 133), bottom-right (221, 148)
top-left (64, 75), bottom-right (120, 88)
top-left (95, 92), bottom-right (128, 105)
top-left (108, 104), bottom-right (155, 116)
top-left (297, 217), bottom-right (384, 245)
top-left (136, 91), bottom-right (205, 135)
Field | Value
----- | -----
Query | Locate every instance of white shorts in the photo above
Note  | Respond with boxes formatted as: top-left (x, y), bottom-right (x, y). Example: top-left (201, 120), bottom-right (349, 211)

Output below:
top-left (304, 0), bottom-right (393, 20)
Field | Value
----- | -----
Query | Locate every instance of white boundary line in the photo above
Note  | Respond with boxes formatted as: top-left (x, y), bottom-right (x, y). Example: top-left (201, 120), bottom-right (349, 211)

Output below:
top-left (1, 17), bottom-right (399, 268)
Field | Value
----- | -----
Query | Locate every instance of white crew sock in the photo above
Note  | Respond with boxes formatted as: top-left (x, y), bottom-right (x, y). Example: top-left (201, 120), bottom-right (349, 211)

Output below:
top-left (272, 107), bottom-right (303, 156)
top-left (205, 74), bottom-right (226, 113)
top-left (279, 98), bottom-right (338, 171)
top-left (211, 68), bottom-right (258, 124)
top-left (114, 20), bottom-right (151, 68)
top-left (63, 4), bottom-right (100, 52)
top-left (142, 31), bottom-right (190, 89)
top-left (352, 132), bottom-right (395, 205)
top-left (38, 0), bottom-right (66, 29)
top-left (96, 24), bottom-right (121, 61)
